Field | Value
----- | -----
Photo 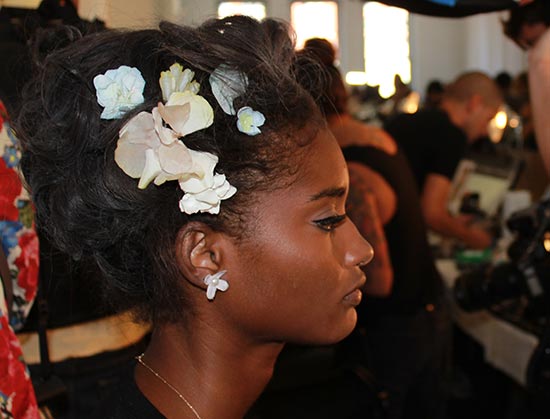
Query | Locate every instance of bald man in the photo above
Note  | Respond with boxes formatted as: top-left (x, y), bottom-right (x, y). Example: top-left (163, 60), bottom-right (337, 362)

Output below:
top-left (385, 71), bottom-right (503, 249)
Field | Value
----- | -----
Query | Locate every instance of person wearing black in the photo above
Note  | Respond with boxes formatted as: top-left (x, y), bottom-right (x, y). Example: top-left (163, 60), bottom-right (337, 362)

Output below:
top-left (384, 72), bottom-right (502, 250)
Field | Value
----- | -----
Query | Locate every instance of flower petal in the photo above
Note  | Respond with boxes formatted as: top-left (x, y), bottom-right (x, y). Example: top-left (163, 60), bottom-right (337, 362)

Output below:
top-left (157, 102), bottom-right (191, 137)
top-left (164, 92), bottom-right (214, 137)
top-left (178, 151), bottom-right (218, 193)
top-left (138, 148), bottom-right (162, 189)
top-left (251, 110), bottom-right (266, 126)
top-left (179, 193), bottom-right (211, 214)
top-left (217, 279), bottom-right (229, 292)
top-left (206, 284), bottom-right (217, 300)
top-left (158, 141), bottom-right (193, 176)
top-left (209, 65), bottom-right (248, 115)
top-left (120, 112), bottom-right (157, 145)
top-left (159, 64), bottom-right (197, 102)
top-left (115, 112), bottom-right (158, 178)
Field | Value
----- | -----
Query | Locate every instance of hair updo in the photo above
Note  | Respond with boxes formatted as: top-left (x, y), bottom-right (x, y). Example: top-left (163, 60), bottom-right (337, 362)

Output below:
top-left (15, 16), bottom-right (324, 324)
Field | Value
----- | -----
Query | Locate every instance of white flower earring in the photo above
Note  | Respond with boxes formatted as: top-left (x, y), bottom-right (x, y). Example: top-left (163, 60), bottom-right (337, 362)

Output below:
top-left (203, 270), bottom-right (229, 300)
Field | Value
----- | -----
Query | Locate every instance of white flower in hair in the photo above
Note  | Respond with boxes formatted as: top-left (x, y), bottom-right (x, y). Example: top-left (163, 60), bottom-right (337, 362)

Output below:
top-left (113, 63), bottom-right (236, 215)
top-left (162, 91), bottom-right (214, 137)
top-left (209, 64), bottom-right (248, 115)
top-left (159, 63), bottom-right (200, 102)
top-left (114, 92), bottom-right (214, 189)
top-left (178, 151), bottom-right (237, 214)
top-left (93, 65), bottom-right (146, 120)
top-left (236, 106), bottom-right (265, 136)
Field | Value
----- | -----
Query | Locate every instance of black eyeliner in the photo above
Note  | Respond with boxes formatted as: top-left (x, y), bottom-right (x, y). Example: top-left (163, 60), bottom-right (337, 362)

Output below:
top-left (314, 214), bottom-right (347, 231)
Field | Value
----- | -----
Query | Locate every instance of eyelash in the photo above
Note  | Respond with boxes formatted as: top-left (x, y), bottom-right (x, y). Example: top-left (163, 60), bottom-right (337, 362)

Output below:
top-left (314, 214), bottom-right (347, 232)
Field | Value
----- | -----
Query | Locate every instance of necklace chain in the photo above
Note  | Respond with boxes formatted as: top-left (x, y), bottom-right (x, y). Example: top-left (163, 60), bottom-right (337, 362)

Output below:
top-left (136, 353), bottom-right (202, 419)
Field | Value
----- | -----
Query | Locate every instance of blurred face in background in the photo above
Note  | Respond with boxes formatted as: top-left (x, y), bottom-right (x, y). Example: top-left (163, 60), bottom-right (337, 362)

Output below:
top-left (518, 22), bottom-right (548, 49)
top-left (464, 102), bottom-right (501, 143)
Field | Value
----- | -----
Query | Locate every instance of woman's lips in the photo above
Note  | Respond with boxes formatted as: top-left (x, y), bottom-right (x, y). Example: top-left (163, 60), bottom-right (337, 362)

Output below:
top-left (343, 274), bottom-right (366, 306)
top-left (343, 288), bottom-right (363, 306)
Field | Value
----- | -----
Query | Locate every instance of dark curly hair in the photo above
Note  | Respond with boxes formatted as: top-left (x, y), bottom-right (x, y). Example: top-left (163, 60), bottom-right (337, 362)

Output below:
top-left (14, 16), bottom-right (323, 325)
top-left (502, 0), bottom-right (550, 46)
top-left (296, 44), bottom-right (346, 117)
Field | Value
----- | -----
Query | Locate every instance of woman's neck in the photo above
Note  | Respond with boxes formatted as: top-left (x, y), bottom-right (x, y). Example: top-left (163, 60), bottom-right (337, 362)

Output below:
top-left (135, 323), bottom-right (284, 419)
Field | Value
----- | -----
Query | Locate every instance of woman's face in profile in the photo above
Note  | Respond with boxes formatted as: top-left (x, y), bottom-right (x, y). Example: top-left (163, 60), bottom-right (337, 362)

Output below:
top-left (220, 127), bottom-right (373, 345)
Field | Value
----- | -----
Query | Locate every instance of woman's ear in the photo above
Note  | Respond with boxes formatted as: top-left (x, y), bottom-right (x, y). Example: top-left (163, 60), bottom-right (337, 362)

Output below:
top-left (175, 223), bottom-right (226, 288)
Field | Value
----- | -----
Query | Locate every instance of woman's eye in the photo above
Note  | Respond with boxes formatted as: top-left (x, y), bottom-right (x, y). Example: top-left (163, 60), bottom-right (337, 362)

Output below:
top-left (314, 214), bottom-right (347, 232)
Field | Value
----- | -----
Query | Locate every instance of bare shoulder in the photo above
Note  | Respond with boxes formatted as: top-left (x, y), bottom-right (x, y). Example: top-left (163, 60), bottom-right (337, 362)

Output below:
top-left (329, 116), bottom-right (397, 154)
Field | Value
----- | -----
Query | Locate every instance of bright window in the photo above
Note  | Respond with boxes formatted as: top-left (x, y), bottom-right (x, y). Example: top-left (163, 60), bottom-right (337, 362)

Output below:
top-left (291, 2), bottom-right (338, 50)
top-left (363, 2), bottom-right (410, 98)
top-left (218, 2), bottom-right (267, 20)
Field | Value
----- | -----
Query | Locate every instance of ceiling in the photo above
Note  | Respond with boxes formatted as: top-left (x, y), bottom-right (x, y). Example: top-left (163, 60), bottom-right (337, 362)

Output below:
top-left (369, 0), bottom-right (518, 17)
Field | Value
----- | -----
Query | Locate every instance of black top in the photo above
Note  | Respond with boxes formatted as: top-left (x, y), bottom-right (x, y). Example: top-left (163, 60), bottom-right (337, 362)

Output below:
top-left (384, 109), bottom-right (467, 190)
top-left (92, 375), bottom-right (164, 419)
top-left (343, 146), bottom-right (443, 317)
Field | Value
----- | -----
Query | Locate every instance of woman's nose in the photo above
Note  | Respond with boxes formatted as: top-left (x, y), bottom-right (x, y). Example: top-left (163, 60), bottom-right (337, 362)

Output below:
top-left (344, 223), bottom-right (374, 268)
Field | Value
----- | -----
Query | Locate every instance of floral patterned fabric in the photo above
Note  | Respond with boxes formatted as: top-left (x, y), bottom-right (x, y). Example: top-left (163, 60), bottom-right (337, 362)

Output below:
top-left (0, 290), bottom-right (39, 419)
top-left (0, 101), bottom-right (39, 331)
top-left (0, 100), bottom-right (39, 418)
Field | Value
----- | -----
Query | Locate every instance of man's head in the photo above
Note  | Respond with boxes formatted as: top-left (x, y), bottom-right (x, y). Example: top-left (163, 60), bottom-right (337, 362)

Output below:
top-left (442, 71), bottom-right (503, 142)
top-left (503, 0), bottom-right (550, 49)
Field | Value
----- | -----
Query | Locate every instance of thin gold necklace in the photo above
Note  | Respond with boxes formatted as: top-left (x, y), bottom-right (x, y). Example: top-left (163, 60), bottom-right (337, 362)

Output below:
top-left (136, 353), bottom-right (202, 419)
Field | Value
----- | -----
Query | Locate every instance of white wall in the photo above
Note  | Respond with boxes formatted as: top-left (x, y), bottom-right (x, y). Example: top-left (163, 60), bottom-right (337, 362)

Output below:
top-left (78, 0), bottom-right (528, 95)
top-left (410, 11), bottom-right (527, 96)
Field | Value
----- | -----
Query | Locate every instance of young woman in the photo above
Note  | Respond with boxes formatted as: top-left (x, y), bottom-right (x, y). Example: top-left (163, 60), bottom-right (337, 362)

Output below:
top-left (14, 16), bottom-right (373, 418)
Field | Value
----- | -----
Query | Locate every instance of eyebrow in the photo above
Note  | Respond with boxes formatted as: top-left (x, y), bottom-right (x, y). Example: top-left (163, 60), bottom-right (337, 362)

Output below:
top-left (308, 186), bottom-right (346, 202)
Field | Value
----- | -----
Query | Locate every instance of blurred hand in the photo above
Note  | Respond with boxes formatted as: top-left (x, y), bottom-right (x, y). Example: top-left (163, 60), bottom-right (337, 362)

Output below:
top-left (464, 226), bottom-right (493, 250)
top-left (455, 213), bottom-right (475, 226)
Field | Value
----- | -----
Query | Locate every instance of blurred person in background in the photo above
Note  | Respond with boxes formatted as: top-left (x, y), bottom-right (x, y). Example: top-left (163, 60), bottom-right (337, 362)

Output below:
top-left (384, 71), bottom-right (502, 250)
top-left (503, 0), bottom-right (550, 177)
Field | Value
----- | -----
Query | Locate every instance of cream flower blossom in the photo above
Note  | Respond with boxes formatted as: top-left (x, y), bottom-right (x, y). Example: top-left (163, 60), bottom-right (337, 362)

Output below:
top-left (114, 110), bottom-right (194, 189)
top-left (159, 63), bottom-right (200, 102)
top-left (162, 91), bottom-right (214, 137)
top-left (113, 63), bottom-right (236, 215)
top-left (93, 65), bottom-right (145, 120)
top-left (178, 152), bottom-right (237, 214)
top-left (236, 106), bottom-right (265, 136)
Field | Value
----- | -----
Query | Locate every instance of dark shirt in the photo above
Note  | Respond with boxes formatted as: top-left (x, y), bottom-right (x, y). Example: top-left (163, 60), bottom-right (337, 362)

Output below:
top-left (93, 375), bottom-right (164, 419)
top-left (384, 109), bottom-right (467, 190)
top-left (343, 146), bottom-right (443, 317)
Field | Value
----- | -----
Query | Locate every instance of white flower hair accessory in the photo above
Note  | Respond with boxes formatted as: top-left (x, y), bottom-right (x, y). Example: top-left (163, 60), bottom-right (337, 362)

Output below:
top-left (237, 106), bottom-right (265, 136)
top-left (209, 64), bottom-right (265, 136)
top-left (94, 65), bottom-right (146, 120)
top-left (159, 63), bottom-right (200, 101)
top-left (112, 62), bottom-right (236, 215)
